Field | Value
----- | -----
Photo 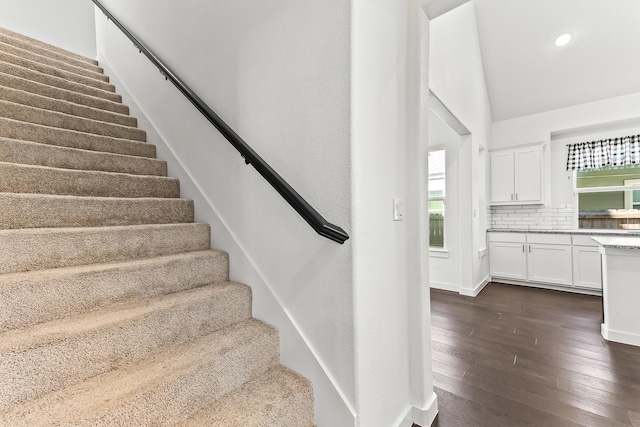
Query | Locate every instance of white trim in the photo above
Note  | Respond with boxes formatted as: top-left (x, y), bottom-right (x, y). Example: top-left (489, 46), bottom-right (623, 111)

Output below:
top-left (412, 392), bottom-right (439, 427)
top-left (478, 247), bottom-right (488, 258)
top-left (490, 277), bottom-right (602, 296)
top-left (577, 184), bottom-right (640, 194)
top-left (429, 249), bottom-right (449, 258)
top-left (459, 276), bottom-right (490, 297)
top-left (430, 281), bottom-right (459, 293)
top-left (394, 392), bottom-right (439, 427)
top-left (488, 140), bottom-right (545, 152)
top-left (601, 324), bottom-right (640, 347)
top-left (428, 90), bottom-right (470, 136)
top-left (396, 406), bottom-right (414, 427)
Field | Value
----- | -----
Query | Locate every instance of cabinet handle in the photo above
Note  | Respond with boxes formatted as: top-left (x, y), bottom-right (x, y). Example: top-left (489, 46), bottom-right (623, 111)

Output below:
top-left (511, 194), bottom-right (514, 201)
top-left (528, 245), bottom-right (531, 253)
top-left (515, 193), bottom-right (518, 201)
top-left (522, 244), bottom-right (525, 252)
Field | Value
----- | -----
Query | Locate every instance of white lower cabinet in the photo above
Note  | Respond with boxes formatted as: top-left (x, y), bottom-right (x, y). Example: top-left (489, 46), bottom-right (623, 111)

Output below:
top-left (527, 243), bottom-right (573, 286)
top-left (489, 241), bottom-right (527, 280)
top-left (489, 232), bottom-right (602, 292)
top-left (571, 236), bottom-right (603, 290)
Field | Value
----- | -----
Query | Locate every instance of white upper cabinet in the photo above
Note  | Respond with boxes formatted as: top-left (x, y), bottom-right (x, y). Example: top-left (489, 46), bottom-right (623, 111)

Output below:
top-left (490, 145), bottom-right (543, 205)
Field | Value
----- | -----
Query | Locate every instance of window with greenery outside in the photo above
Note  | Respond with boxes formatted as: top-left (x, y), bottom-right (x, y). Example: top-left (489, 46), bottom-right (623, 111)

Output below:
top-left (429, 149), bottom-right (445, 247)
top-left (577, 165), bottom-right (640, 229)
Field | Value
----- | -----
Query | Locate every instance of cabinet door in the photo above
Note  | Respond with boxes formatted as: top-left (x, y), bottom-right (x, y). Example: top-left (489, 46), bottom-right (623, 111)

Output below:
top-left (489, 242), bottom-right (527, 280)
top-left (514, 146), bottom-right (542, 203)
top-left (572, 246), bottom-right (602, 290)
top-left (527, 244), bottom-right (572, 285)
top-left (490, 150), bottom-right (515, 203)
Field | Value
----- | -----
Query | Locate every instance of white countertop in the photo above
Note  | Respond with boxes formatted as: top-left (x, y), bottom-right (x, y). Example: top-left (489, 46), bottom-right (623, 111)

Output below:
top-left (488, 228), bottom-right (640, 237)
top-left (591, 236), bottom-right (640, 250)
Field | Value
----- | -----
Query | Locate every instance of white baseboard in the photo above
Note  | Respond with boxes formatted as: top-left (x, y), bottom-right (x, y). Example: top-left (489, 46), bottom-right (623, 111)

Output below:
top-left (490, 277), bottom-right (602, 296)
top-left (602, 324), bottom-right (640, 347)
top-left (459, 276), bottom-right (490, 297)
top-left (412, 392), bottom-right (439, 426)
top-left (430, 281), bottom-right (459, 293)
top-left (395, 392), bottom-right (438, 427)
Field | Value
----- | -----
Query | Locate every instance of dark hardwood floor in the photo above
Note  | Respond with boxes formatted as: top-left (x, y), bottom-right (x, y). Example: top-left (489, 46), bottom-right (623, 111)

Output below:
top-left (429, 282), bottom-right (640, 427)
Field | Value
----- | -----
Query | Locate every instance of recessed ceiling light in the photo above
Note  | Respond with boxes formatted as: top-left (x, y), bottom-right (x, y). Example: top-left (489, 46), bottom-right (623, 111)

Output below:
top-left (554, 33), bottom-right (572, 47)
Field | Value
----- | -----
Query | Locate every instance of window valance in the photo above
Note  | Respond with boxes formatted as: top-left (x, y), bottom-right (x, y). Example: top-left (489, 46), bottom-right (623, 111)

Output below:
top-left (566, 134), bottom-right (640, 171)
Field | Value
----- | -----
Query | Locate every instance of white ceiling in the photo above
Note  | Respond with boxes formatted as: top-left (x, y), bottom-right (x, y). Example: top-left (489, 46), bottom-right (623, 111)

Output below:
top-left (472, 0), bottom-right (640, 122)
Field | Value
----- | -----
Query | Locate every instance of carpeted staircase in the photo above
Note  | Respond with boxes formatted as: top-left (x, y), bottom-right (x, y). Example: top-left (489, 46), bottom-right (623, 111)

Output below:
top-left (0, 26), bottom-right (314, 426)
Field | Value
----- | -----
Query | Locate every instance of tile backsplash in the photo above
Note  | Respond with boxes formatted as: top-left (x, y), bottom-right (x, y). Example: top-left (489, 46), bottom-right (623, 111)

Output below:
top-left (490, 204), bottom-right (576, 230)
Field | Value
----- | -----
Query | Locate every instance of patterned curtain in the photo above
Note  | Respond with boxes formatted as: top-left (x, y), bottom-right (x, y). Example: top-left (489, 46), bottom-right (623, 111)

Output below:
top-left (566, 134), bottom-right (640, 171)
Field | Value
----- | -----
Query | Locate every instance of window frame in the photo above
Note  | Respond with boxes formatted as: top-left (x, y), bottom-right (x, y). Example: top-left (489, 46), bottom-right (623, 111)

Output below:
top-left (428, 148), bottom-right (446, 250)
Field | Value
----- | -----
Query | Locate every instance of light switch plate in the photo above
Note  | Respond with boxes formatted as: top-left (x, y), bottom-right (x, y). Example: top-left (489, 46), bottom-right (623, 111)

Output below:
top-left (393, 198), bottom-right (404, 221)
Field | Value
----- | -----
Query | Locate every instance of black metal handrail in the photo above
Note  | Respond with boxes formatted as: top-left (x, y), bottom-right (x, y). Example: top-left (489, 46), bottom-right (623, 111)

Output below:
top-left (92, 0), bottom-right (349, 244)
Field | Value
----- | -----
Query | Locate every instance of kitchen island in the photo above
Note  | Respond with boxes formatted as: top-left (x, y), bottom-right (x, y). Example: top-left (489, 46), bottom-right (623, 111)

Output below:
top-left (592, 236), bottom-right (640, 347)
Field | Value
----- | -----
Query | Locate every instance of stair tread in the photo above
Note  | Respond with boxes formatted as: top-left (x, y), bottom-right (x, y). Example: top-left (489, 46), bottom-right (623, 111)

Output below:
top-left (0, 250), bottom-right (229, 332)
top-left (0, 99), bottom-right (146, 141)
top-left (0, 161), bottom-right (178, 198)
top-left (0, 223), bottom-right (211, 274)
top-left (0, 50), bottom-right (114, 92)
top-left (0, 319), bottom-right (278, 426)
top-left (184, 365), bottom-right (314, 427)
top-left (0, 192), bottom-right (194, 229)
top-left (0, 40), bottom-right (108, 82)
top-left (0, 31), bottom-right (103, 73)
top-left (0, 60), bottom-right (121, 102)
top-left (0, 84), bottom-right (136, 126)
top-left (0, 26), bottom-right (98, 66)
top-left (0, 281), bottom-right (248, 348)
top-left (0, 283), bottom-right (253, 409)
top-left (0, 117), bottom-right (156, 158)
top-left (0, 137), bottom-right (167, 176)
top-left (0, 70), bottom-right (129, 114)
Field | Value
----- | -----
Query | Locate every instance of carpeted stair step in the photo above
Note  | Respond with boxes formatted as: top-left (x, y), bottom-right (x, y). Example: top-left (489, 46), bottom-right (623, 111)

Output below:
top-left (0, 282), bottom-right (253, 409)
top-left (0, 223), bottom-right (211, 274)
top-left (0, 100), bottom-right (146, 141)
top-left (0, 319), bottom-right (279, 426)
top-left (0, 41), bottom-right (107, 82)
top-left (0, 61), bottom-right (121, 102)
top-left (0, 162), bottom-right (178, 198)
top-left (0, 50), bottom-right (113, 92)
top-left (0, 26), bottom-right (98, 67)
top-left (183, 365), bottom-right (314, 427)
top-left (0, 250), bottom-right (229, 332)
top-left (0, 138), bottom-right (166, 176)
top-left (0, 118), bottom-right (155, 157)
top-left (0, 193), bottom-right (194, 229)
top-left (0, 82), bottom-right (135, 126)
top-left (0, 71), bottom-right (128, 115)
top-left (0, 31), bottom-right (102, 73)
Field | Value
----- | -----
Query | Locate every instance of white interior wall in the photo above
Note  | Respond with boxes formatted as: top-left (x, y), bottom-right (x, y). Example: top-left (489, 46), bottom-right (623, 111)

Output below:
top-left (0, 0), bottom-right (96, 58)
top-left (351, 0), bottom-right (437, 425)
top-left (428, 1), bottom-right (492, 294)
top-left (95, 1), bottom-right (355, 425)
top-left (491, 92), bottom-right (640, 220)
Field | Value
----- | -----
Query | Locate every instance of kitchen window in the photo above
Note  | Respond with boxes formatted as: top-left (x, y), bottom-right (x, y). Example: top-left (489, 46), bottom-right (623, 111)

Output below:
top-left (575, 164), bottom-right (640, 229)
top-left (429, 149), bottom-right (445, 247)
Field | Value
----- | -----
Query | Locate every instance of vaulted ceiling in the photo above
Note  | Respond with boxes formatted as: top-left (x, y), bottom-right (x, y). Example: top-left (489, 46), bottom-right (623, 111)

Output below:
top-left (471, 0), bottom-right (640, 122)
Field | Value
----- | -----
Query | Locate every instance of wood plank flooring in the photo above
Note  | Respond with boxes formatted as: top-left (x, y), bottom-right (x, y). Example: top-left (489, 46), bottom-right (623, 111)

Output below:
top-left (429, 282), bottom-right (640, 427)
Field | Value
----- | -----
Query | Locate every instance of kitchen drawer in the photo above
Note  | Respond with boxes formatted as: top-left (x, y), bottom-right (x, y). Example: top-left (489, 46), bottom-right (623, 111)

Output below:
top-left (488, 232), bottom-right (526, 243)
top-left (572, 235), bottom-right (599, 247)
top-left (527, 233), bottom-right (572, 245)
